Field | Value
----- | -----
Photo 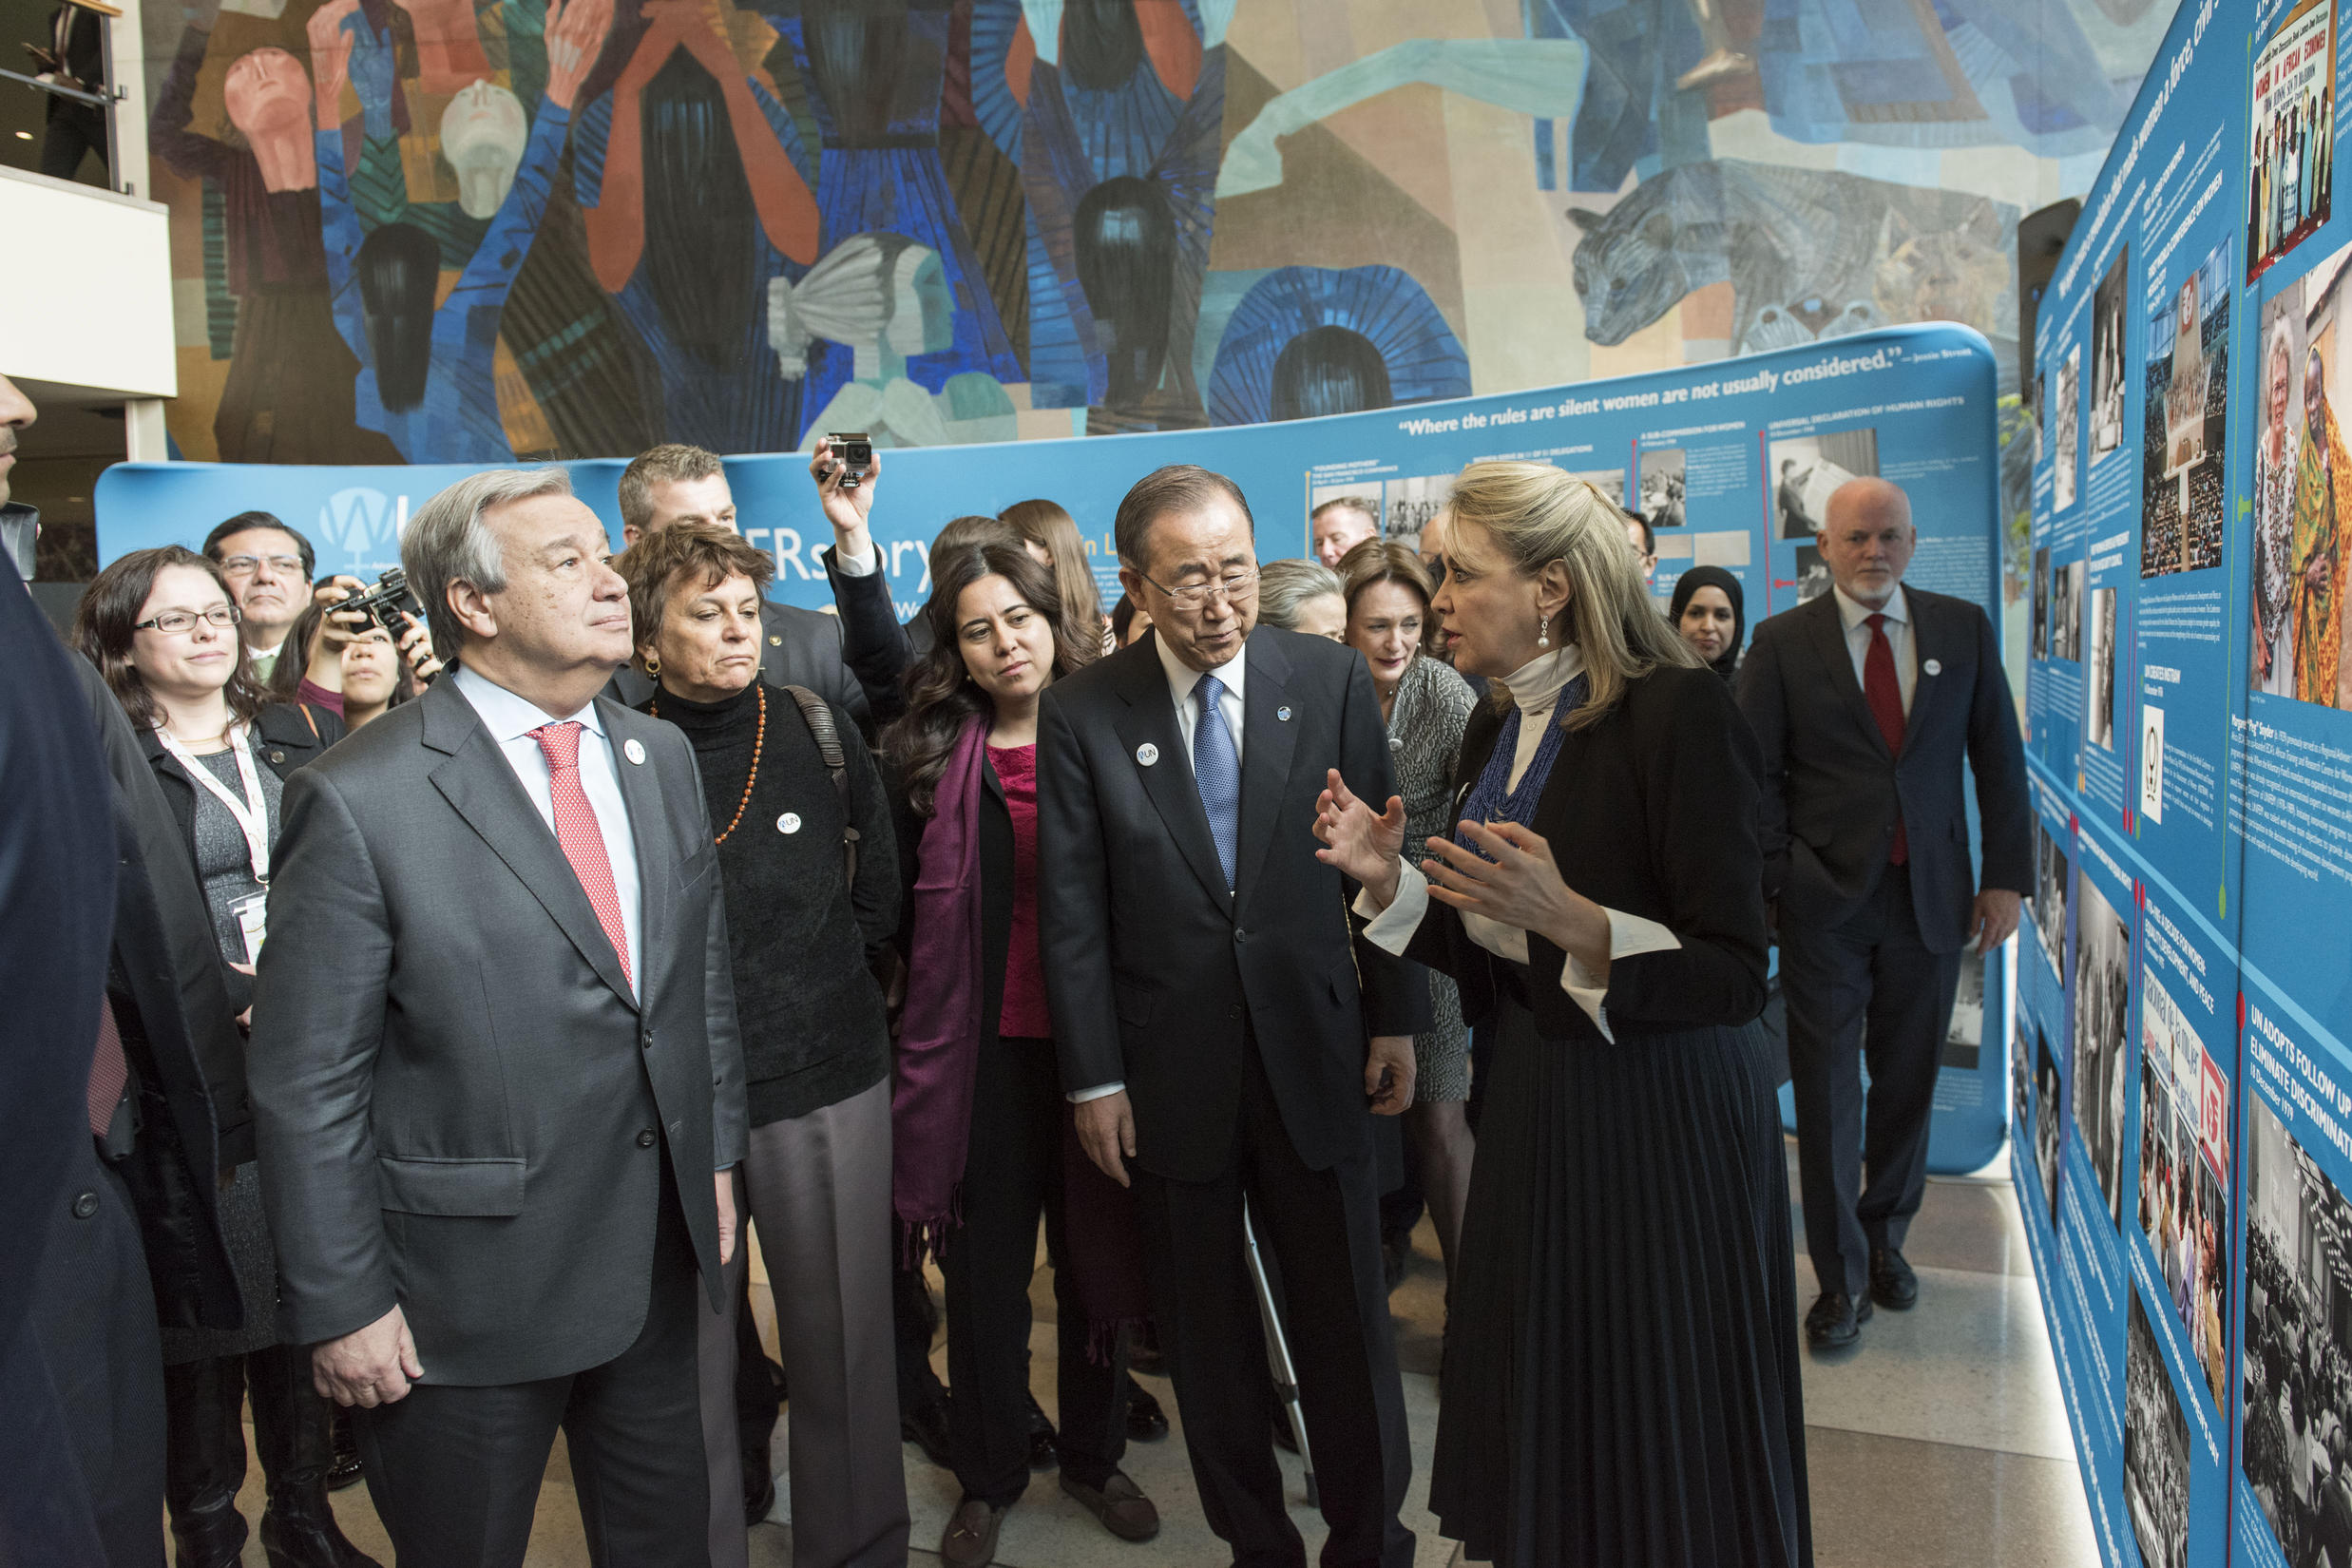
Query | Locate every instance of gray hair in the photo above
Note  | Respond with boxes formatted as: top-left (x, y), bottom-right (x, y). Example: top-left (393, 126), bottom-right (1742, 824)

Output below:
top-left (402, 467), bottom-right (573, 660)
top-left (1254, 558), bottom-right (1346, 631)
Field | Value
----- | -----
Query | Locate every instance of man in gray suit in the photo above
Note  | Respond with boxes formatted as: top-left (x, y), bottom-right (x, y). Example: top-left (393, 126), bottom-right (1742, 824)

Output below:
top-left (248, 468), bottom-right (747, 1566)
top-left (1738, 477), bottom-right (2028, 1350)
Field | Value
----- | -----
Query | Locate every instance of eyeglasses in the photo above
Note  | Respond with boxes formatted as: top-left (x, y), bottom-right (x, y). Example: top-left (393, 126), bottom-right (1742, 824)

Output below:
top-left (1138, 565), bottom-right (1259, 614)
top-left (134, 604), bottom-right (243, 635)
top-left (219, 554), bottom-right (304, 578)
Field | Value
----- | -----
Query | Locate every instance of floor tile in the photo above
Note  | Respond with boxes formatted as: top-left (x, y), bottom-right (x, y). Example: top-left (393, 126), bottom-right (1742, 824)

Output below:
top-left (1794, 1256), bottom-right (2075, 1461)
top-left (211, 1166), bottom-right (2084, 1567)
top-left (1805, 1426), bottom-right (2098, 1568)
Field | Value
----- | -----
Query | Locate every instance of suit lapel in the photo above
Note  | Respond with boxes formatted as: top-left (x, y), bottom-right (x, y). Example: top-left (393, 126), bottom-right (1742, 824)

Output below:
top-left (603, 699), bottom-right (673, 1003)
top-left (1901, 590), bottom-right (1947, 746)
top-left (423, 680), bottom-right (640, 1010)
top-left (1805, 594), bottom-right (1892, 760)
top-left (1233, 633), bottom-right (1297, 908)
top-left (1113, 635), bottom-right (1233, 910)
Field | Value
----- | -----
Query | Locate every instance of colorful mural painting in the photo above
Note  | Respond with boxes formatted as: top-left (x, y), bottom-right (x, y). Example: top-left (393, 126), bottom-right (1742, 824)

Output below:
top-left (141, 0), bottom-right (2177, 466)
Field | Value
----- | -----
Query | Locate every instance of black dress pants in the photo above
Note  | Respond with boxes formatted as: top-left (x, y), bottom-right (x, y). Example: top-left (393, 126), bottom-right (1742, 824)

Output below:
top-left (1131, 1036), bottom-right (1413, 1568)
top-left (1782, 867), bottom-right (1964, 1299)
top-left (941, 1035), bottom-right (1126, 1506)
top-left (352, 1177), bottom-right (708, 1568)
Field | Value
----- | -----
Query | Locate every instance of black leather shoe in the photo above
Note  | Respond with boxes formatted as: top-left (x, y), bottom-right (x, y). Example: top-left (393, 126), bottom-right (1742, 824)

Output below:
top-left (1870, 1247), bottom-right (1919, 1310)
top-left (902, 1393), bottom-right (955, 1470)
top-left (1124, 1380), bottom-right (1169, 1443)
top-left (1026, 1394), bottom-right (1060, 1471)
top-left (324, 1409), bottom-right (363, 1493)
top-left (1804, 1291), bottom-right (1871, 1348)
top-left (741, 1441), bottom-right (776, 1525)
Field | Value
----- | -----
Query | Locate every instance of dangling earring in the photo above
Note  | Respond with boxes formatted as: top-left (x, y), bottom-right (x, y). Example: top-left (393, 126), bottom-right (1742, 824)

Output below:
top-left (1536, 612), bottom-right (1549, 650)
top-left (644, 653), bottom-right (661, 677)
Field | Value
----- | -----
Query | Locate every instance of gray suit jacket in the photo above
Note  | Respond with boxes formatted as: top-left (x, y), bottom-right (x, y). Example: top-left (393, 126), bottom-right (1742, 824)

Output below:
top-left (1737, 585), bottom-right (2031, 954)
top-left (248, 675), bottom-right (747, 1386)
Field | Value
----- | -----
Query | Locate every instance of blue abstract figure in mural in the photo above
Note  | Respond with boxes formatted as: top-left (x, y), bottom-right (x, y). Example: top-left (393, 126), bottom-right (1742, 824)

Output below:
top-left (571, 0), bottom-right (822, 456)
top-left (1207, 266), bottom-right (1469, 428)
top-left (313, 0), bottom-right (614, 461)
top-left (761, 0), bottom-right (1022, 444)
top-left (988, 0), bottom-right (1223, 430)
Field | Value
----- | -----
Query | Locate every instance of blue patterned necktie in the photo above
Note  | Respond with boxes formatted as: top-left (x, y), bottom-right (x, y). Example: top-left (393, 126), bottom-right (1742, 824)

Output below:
top-left (1193, 671), bottom-right (1240, 890)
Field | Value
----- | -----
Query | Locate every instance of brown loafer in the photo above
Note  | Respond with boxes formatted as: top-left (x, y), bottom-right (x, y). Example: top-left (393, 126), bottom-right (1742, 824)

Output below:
top-left (1060, 1469), bottom-right (1160, 1541)
top-left (940, 1497), bottom-right (1007, 1568)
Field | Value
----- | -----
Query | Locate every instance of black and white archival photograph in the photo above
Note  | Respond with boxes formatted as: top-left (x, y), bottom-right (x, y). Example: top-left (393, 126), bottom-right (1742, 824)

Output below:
top-left (2092, 244), bottom-right (2131, 465)
top-left (2243, 1091), bottom-right (2352, 1567)
top-left (2125, 1291), bottom-right (2191, 1568)
top-left (2056, 343), bottom-right (2083, 510)
top-left (2036, 1029), bottom-right (2065, 1231)
top-left (2032, 815), bottom-right (2070, 981)
top-left (2073, 874), bottom-right (2130, 1227)
top-left (1769, 429), bottom-right (1880, 538)
top-left (1637, 447), bottom-right (1686, 528)
top-left (2087, 585), bottom-right (2119, 750)
top-left (2033, 545), bottom-right (2052, 659)
top-left (2052, 558), bottom-right (2085, 662)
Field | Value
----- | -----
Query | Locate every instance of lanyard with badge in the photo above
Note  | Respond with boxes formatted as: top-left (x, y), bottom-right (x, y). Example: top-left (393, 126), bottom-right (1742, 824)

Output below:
top-left (161, 722), bottom-right (273, 962)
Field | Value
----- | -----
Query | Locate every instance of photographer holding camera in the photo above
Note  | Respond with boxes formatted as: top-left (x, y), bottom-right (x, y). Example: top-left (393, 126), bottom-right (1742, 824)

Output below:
top-left (270, 569), bottom-right (442, 719)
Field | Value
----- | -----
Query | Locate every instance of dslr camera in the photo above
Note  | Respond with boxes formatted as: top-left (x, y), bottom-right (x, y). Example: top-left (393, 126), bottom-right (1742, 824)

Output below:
top-left (829, 431), bottom-right (873, 490)
top-left (335, 568), bottom-right (424, 635)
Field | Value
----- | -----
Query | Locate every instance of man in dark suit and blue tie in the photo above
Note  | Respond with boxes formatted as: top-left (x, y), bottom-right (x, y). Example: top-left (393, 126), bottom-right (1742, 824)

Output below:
top-left (246, 468), bottom-right (747, 1566)
top-left (1738, 477), bottom-right (2029, 1349)
top-left (1039, 465), bottom-right (1426, 1568)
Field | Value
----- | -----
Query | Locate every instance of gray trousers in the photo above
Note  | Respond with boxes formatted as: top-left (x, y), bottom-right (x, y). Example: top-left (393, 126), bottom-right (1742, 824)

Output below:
top-left (700, 1077), bottom-right (908, 1568)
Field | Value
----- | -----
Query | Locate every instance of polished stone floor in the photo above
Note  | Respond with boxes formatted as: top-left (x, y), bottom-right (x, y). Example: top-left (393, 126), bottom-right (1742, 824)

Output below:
top-left (220, 1140), bottom-right (2095, 1567)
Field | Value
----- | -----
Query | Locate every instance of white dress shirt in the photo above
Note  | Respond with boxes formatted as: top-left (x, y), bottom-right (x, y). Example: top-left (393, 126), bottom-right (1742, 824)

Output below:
top-left (1831, 583), bottom-right (1917, 715)
top-left (452, 662), bottom-right (643, 991)
top-left (1355, 646), bottom-right (1679, 1042)
top-left (1070, 634), bottom-right (1251, 1104)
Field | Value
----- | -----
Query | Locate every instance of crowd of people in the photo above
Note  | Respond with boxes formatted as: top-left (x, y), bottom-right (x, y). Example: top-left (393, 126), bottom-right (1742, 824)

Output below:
top-left (6, 358), bottom-right (2033, 1568)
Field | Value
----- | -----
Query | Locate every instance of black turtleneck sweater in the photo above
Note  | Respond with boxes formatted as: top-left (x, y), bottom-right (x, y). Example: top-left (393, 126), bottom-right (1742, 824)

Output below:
top-left (646, 679), bottom-right (899, 1126)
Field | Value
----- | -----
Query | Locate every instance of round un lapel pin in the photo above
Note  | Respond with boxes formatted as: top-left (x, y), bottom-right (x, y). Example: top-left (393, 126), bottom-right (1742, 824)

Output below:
top-left (1137, 743), bottom-right (1159, 767)
top-left (1923, 659), bottom-right (1942, 677)
top-left (1277, 705), bottom-right (1292, 721)
top-left (778, 813), bottom-right (802, 834)
top-left (623, 737), bottom-right (647, 765)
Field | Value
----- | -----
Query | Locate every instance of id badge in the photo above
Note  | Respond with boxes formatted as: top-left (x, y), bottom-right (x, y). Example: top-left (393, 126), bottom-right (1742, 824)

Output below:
top-left (230, 892), bottom-right (268, 964)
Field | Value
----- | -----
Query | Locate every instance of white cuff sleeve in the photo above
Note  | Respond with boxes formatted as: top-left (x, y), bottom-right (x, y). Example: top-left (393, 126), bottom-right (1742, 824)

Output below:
top-left (1561, 908), bottom-right (1683, 1042)
top-left (1068, 1081), bottom-right (1125, 1103)
top-left (832, 540), bottom-right (880, 576)
top-left (1353, 860), bottom-right (1428, 955)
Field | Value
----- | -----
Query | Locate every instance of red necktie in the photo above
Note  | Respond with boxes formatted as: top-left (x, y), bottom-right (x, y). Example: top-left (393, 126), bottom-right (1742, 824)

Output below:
top-left (1864, 613), bottom-right (1908, 866)
top-left (88, 994), bottom-right (128, 1138)
top-left (529, 722), bottom-right (633, 989)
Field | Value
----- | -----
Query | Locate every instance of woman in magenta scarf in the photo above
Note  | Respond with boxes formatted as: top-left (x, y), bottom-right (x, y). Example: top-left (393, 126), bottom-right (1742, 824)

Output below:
top-left (884, 540), bottom-right (1157, 1565)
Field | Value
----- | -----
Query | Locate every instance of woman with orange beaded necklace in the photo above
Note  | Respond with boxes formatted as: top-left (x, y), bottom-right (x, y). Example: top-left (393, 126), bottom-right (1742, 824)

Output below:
top-left (616, 522), bottom-right (908, 1568)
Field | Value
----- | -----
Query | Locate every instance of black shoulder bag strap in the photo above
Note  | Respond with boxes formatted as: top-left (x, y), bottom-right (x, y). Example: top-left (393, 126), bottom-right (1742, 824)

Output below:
top-left (782, 684), bottom-right (858, 887)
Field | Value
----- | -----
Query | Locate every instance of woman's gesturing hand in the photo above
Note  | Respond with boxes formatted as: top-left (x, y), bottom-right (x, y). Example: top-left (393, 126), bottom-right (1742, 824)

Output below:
top-left (1313, 768), bottom-right (1406, 907)
top-left (1422, 820), bottom-right (1610, 973)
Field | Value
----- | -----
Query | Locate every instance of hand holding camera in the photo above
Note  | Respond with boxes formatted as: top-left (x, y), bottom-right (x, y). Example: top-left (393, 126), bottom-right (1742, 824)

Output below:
top-left (809, 433), bottom-right (881, 560)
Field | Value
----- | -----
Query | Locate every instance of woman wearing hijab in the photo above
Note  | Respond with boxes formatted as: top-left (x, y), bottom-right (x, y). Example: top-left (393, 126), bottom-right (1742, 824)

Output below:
top-left (1669, 564), bottom-right (1746, 681)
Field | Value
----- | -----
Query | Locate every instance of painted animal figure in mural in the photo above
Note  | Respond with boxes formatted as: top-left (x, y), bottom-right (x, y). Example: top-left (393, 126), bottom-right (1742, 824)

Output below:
top-left (1568, 160), bottom-right (2018, 376)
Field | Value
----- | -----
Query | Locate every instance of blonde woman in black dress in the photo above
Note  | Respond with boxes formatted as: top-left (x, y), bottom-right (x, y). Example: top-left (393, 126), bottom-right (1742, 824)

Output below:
top-left (1317, 461), bottom-right (1809, 1567)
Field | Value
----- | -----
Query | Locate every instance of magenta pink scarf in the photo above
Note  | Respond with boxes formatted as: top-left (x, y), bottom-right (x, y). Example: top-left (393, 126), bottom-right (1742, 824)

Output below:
top-left (892, 717), bottom-right (989, 1255)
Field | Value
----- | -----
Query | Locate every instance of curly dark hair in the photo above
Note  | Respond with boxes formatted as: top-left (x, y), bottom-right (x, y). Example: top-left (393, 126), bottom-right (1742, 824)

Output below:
top-left (74, 546), bottom-right (271, 734)
top-left (885, 537), bottom-right (1097, 816)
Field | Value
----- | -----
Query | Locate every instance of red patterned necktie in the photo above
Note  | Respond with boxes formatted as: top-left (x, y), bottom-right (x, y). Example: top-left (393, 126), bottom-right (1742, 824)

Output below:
top-left (528, 722), bottom-right (633, 989)
top-left (88, 994), bottom-right (128, 1138)
top-left (1864, 612), bottom-right (1908, 866)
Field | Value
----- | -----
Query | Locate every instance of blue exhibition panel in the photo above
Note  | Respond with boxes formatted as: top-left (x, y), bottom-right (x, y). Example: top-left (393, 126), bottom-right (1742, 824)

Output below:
top-left (2020, 0), bottom-right (2352, 1558)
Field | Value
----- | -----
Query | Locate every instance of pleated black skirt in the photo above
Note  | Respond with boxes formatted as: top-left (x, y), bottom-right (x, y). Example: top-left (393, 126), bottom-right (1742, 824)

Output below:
top-left (1430, 986), bottom-right (1813, 1567)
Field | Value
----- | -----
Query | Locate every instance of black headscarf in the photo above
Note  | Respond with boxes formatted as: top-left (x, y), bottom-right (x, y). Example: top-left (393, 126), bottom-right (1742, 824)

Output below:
top-left (1668, 565), bottom-right (1746, 681)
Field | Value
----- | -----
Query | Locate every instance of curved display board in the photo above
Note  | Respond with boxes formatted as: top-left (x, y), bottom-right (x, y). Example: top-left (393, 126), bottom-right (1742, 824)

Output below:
top-left (95, 323), bottom-right (2015, 1172)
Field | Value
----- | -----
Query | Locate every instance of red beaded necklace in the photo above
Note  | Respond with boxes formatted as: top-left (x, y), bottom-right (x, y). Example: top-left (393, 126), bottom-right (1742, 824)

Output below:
top-left (652, 681), bottom-right (766, 845)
